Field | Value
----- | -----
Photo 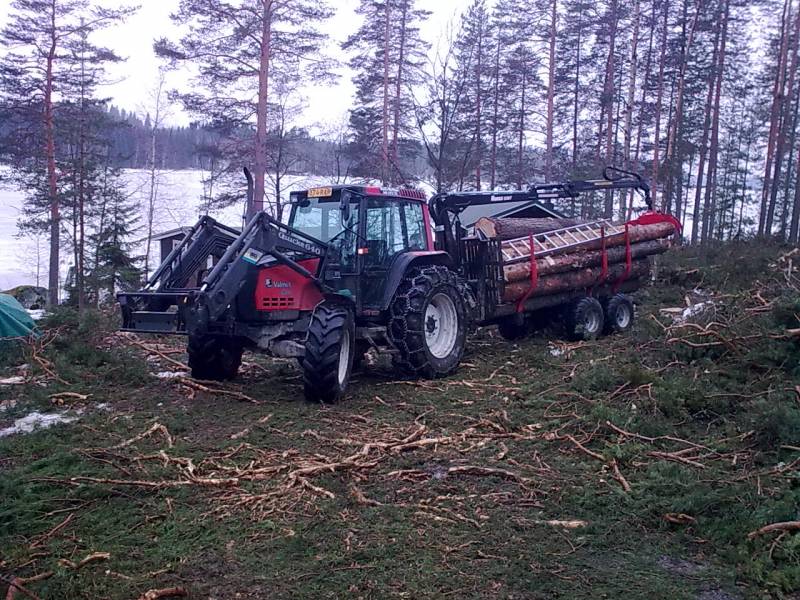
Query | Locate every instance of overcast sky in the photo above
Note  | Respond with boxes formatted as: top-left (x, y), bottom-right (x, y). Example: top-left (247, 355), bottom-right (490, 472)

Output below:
top-left (0, 0), bottom-right (470, 129)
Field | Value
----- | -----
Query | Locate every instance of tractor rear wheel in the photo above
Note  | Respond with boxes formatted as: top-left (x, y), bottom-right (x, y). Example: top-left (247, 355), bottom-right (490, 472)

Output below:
top-left (302, 302), bottom-right (355, 403)
top-left (565, 297), bottom-right (604, 341)
top-left (603, 294), bottom-right (635, 334)
top-left (388, 266), bottom-right (467, 378)
top-left (187, 335), bottom-right (243, 381)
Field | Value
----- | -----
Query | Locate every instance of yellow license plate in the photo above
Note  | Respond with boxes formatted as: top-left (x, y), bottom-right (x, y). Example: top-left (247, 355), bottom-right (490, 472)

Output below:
top-left (307, 187), bottom-right (333, 198)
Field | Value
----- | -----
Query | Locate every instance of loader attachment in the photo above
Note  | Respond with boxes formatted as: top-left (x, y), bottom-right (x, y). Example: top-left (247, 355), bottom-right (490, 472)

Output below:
top-left (118, 215), bottom-right (241, 334)
top-left (118, 212), bottom-right (330, 337)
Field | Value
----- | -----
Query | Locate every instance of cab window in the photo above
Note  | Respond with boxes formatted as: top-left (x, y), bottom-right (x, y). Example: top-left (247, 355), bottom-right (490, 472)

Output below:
top-left (363, 198), bottom-right (426, 266)
top-left (404, 202), bottom-right (427, 250)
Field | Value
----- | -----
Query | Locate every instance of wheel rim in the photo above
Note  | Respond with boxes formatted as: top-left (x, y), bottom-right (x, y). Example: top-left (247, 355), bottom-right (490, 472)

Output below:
top-left (337, 327), bottom-right (351, 385)
top-left (616, 304), bottom-right (631, 328)
top-left (584, 309), bottom-right (601, 334)
top-left (424, 293), bottom-right (458, 359)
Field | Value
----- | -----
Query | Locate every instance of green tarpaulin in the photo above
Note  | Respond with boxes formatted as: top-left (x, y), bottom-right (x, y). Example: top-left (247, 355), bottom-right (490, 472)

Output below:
top-left (0, 294), bottom-right (36, 338)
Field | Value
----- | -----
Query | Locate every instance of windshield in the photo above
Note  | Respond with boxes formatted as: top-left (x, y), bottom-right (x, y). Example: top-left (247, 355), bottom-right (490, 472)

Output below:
top-left (289, 198), bottom-right (348, 243)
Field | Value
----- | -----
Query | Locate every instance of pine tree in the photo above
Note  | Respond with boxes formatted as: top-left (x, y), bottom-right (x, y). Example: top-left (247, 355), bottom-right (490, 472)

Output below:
top-left (452, 0), bottom-right (495, 190)
top-left (344, 0), bottom-right (430, 184)
top-left (0, 0), bottom-right (134, 306)
top-left (155, 0), bottom-right (334, 217)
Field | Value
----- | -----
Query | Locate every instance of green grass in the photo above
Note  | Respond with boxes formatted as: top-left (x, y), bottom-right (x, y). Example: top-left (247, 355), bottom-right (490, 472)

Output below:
top-left (0, 241), bottom-right (799, 599)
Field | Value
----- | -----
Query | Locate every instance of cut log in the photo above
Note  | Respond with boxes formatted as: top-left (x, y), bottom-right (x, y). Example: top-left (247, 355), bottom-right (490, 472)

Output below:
top-left (500, 221), bottom-right (676, 262)
top-left (475, 217), bottom-right (583, 240)
top-left (504, 239), bottom-right (669, 283)
top-left (502, 258), bottom-right (651, 303)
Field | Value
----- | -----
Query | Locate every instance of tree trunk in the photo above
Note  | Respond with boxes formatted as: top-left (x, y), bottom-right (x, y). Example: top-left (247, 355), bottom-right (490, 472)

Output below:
top-left (45, 0), bottom-right (59, 307)
top-left (572, 9), bottom-right (584, 172)
top-left (780, 92), bottom-right (799, 239)
top-left (252, 0), bottom-right (273, 218)
top-left (631, 0), bottom-right (656, 217)
top-left (767, 0), bottom-right (800, 236)
top-left (381, 0), bottom-right (391, 184)
top-left (545, 0), bottom-right (557, 179)
top-left (495, 221), bottom-right (676, 261)
top-left (662, 0), bottom-right (702, 213)
top-left (701, 0), bottom-right (729, 243)
top-left (622, 0), bottom-right (641, 218)
top-left (391, 0), bottom-right (408, 182)
top-left (759, 0), bottom-right (791, 236)
top-left (651, 0), bottom-right (669, 211)
top-left (602, 0), bottom-right (619, 218)
top-left (77, 36), bottom-right (87, 313)
top-left (689, 11), bottom-right (721, 244)
top-left (517, 70), bottom-right (526, 190)
top-left (791, 137), bottom-right (800, 242)
top-left (475, 16), bottom-right (484, 190)
top-left (503, 239), bottom-right (669, 283)
top-left (490, 39), bottom-right (500, 188)
top-left (503, 259), bottom-right (651, 303)
top-left (144, 75), bottom-right (164, 278)
top-left (474, 217), bottom-right (582, 239)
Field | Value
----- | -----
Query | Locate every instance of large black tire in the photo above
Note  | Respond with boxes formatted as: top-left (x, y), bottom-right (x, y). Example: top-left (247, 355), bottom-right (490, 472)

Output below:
top-left (302, 302), bottom-right (355, 403)
top-left (565, 297), bottom-right (605, 341)
top-left (187, 335), bottom-right (243, 381)
top-left (603, 294), bottom-right (635, 335)
top-left (388, 266), bottom-right (468, 378)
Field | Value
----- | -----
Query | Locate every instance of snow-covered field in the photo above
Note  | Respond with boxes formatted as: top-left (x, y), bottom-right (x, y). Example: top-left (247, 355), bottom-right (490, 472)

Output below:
top-left (0, 168), bottom-right (332, 291)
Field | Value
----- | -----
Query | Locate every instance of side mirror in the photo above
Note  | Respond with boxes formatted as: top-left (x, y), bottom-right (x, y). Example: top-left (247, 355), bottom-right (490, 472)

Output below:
top-left (340, 190), bottom-right (352, 224)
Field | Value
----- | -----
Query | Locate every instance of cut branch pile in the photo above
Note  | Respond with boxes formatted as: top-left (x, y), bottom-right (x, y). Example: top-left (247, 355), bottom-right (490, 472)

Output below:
top-left (64, 415), bottom-right (544, 520)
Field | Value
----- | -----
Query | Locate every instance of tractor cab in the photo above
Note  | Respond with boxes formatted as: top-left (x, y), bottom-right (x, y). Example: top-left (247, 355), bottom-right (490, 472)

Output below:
top-left (286, 185), bottom-right (435, 313)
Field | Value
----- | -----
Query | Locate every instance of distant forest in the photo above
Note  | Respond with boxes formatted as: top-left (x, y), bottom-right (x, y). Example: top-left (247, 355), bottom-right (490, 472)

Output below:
top-left (0, 105), bottom-right (367, 176)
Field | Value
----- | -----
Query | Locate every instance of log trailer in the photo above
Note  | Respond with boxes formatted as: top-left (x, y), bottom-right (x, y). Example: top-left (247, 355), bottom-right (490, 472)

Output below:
top-left (118, 168), bottom-right (678, 402)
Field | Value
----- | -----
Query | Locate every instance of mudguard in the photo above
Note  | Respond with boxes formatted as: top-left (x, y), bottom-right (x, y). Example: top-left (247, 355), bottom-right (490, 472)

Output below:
top-left (378, 251), bottom-right (454, 311)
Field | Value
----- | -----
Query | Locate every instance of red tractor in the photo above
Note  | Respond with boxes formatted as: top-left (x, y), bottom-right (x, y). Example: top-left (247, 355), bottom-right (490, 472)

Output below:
top-left (119, 168), bottom-right (667, 402)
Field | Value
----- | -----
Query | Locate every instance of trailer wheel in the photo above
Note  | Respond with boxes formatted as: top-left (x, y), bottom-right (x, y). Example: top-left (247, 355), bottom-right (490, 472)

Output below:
top-left (187, 335), bottom-right (243, 381)
top-left (302, 302), bottom-right (355, 403)
top-left (603, 294), bottom-right (635, 334)
top-left (565, 297), bottom-right (604, 341)
top-left (389, 266), bottom-right (467, 378)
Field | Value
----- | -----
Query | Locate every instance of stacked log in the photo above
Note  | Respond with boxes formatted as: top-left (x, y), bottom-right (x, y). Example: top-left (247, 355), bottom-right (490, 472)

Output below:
top-left (504, 259), bottom-right (651, 302)
top-left (486, 218), bottom-right (677, 304)
top-left (474, 217), bottom-right (582, 240)
top-left (504, 238), bottom-right (669, 283)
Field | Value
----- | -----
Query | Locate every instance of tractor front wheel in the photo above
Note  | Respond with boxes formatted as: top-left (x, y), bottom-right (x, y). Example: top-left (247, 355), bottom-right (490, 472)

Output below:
top-left (302, 302), bottom-right (355, 403)
top-left (388, 266), bottom-right (467, 378)
top-left (187, 335), bottom-right (243, 381)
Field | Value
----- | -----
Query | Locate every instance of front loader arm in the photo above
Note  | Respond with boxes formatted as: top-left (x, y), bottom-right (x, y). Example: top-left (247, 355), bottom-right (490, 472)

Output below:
top-left (192, 212), bottom-right (329, 327)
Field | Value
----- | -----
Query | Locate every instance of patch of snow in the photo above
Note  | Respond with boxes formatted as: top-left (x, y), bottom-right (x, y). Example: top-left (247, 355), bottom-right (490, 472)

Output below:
top-left (678, 301), bottom-right (714, 323)
top-left (0, 376), bottom-right (25, 385)
top-left (26, 309), bottom-right (46, 321)
top-left (154, 371), bottom-right (189, 379)
top-left (0, 410), bottom-right (78, 437)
